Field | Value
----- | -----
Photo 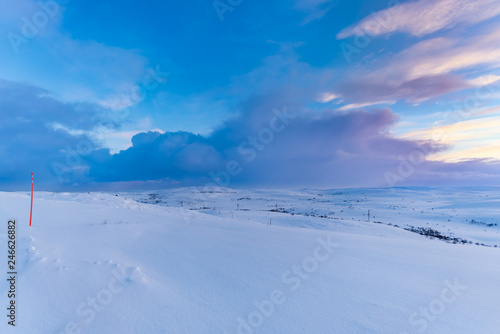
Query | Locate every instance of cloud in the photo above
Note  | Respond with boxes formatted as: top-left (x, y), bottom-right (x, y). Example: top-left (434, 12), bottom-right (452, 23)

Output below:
top-left (294, 0), bottom-right (338, 24)
top-left (401, 115), bottom-right (500, 162)
top-left (398, 32), bottom-right (500, 81)
top-left (2, 39), bottom-right (499, 191)
top-left (468, 75), bottom-right (500, 87)
top-left (406, 159), bottom-right (500, 186)
top-left (317, 92), bottom-right (340, 103)
top-left (0, 79), bottom-right (108, 190)
top-left (475, 105), bottom-right (500, 117)
top-left (1, 77), bottom-right (499, 190)
top-left (337, 0), bottom-right (500, 39)
top-left (337, 100), bottom-right (395, 111)
top-left (85, 85), bottom-right (483, 189)
top-left (335, 25), bottom-right (500, 106)
top-left (335, 73), bottom-right (466, 106)
top-left (83, 93), bottom-right (500, 189)
top-left (87, 131), bottom-right (224, 183)
top-left (0, 0), bottom-right (40, 22)
top-left (0, 0), bottom-right (149, 108)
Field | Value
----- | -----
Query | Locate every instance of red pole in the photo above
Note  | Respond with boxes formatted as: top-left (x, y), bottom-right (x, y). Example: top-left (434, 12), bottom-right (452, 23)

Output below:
top-left (30, 172), bottom-right (33, 227)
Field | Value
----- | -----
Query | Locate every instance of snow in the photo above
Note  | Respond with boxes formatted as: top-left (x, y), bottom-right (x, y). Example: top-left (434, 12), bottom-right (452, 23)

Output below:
top-left (1, 187), bottom-right (499, 333)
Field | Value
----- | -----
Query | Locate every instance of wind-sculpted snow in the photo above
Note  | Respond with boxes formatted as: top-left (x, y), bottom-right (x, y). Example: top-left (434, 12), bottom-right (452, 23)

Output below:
top-left (0, 187), bottom-right (499, 333)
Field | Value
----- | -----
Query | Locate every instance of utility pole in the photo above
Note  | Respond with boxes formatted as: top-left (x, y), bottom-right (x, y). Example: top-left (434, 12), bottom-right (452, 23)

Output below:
top-left (30, 172), bottom-right (34, 227)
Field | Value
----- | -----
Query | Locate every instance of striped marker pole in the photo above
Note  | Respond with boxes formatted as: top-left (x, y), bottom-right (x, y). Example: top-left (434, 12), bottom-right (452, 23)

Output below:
top-left (30, 172), bottom-right (33, 227)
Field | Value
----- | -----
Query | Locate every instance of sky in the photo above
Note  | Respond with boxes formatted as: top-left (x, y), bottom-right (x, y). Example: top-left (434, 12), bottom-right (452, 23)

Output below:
top-left (1, 0), bottom-right (500, 191)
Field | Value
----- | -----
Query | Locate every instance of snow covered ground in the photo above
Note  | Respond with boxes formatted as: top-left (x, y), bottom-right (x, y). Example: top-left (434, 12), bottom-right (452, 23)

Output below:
top-left (0, 187), bottom-right (499, 333)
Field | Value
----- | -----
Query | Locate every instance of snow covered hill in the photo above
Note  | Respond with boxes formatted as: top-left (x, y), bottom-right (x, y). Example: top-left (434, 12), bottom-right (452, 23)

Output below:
top-left (0, 187), bottom-right (499, 334)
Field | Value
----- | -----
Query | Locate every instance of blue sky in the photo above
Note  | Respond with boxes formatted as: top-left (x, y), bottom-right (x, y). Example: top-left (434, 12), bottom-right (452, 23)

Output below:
top-left (1, 0), bottom-right (500, 190)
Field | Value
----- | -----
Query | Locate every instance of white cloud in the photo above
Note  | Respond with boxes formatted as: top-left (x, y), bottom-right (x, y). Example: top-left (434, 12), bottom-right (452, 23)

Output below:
top-left (337, 100), bottom-right (395, 111)
top-left (294, 0), bottom-right (338, 23)
top-left (103, 128), bottom-right (165, 154)
top-left (468, 75), bottom-right (500, 87)
top-left (337, 0), bottom-right (500, 39)
top-left (400, 32), bottom-right (500, 81)
top-left (335, 25), bottom-right (500, 105)
top-left (0, 0), bottom-right (40, 22)
top-left (317, 92), bottom-right (340, 103)
top-left (0, 0), bottom-right (149, 108)
top-left (401, 116), bottom-right (500, 162)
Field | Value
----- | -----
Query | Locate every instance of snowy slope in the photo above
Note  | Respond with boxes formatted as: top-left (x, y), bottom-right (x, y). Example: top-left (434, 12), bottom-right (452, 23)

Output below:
top-left (0, 188), bottom-right (499, 334)
top-left (129, 186), bottom-right (500, 246)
